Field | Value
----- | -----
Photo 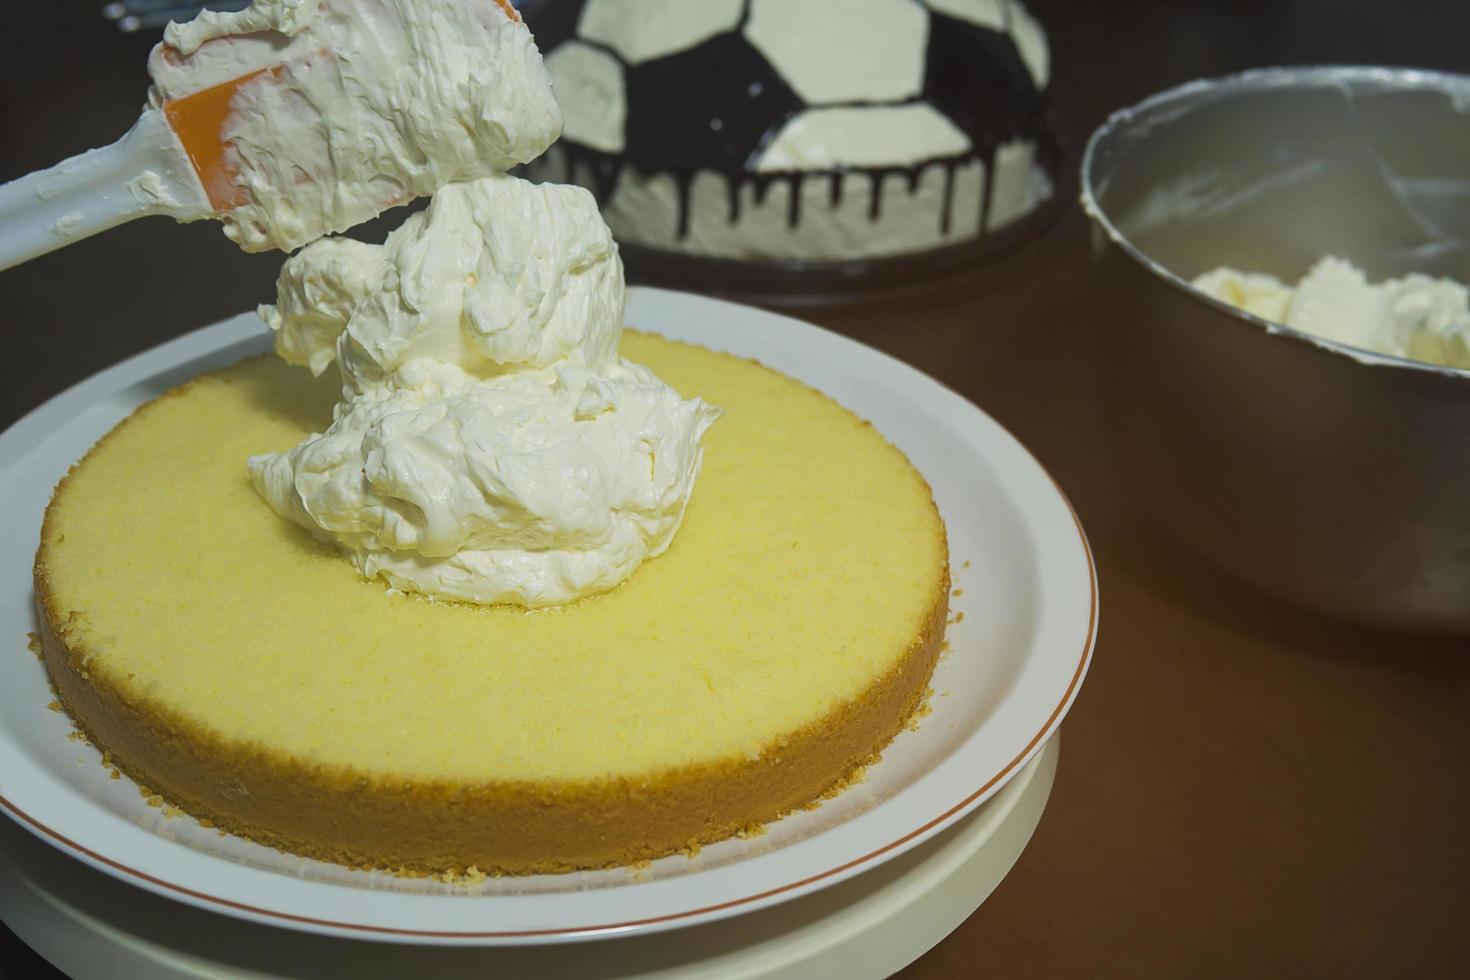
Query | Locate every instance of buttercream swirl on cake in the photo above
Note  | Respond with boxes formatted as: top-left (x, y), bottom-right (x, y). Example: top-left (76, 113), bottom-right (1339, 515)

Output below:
top-left (149, 0), bottom-right (561, 252)
top-left (249, 176), bottom-right (720, 607)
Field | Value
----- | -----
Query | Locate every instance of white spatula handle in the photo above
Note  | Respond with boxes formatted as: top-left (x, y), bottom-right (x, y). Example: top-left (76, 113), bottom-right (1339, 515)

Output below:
top-left (0, 107), bottom-right (211, 271)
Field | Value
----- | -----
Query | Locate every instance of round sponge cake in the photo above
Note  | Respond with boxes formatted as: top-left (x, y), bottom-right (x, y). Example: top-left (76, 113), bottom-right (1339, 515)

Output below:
top-left (36, 331), bottom-right (948, 874)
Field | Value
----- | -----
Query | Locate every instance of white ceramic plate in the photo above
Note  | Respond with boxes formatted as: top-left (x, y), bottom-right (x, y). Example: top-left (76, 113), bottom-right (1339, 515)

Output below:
top-left (0, 288), bottom-right (1096, 945)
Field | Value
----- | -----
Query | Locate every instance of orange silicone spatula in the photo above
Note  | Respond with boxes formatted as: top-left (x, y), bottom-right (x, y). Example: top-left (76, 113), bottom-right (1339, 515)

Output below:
top-left (0, 0), bottom-right (521, 271)
top-left (163, 68), bottom-right (274, 214)
top-left (0, 69), bottom-right (284, 272)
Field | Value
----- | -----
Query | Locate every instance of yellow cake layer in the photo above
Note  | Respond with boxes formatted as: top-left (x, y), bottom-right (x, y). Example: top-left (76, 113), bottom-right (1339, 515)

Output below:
top-left (37, 331), bottom-right (948, 871)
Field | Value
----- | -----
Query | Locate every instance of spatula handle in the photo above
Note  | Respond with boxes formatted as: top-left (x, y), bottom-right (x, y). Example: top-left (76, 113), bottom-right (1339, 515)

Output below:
top-left (0, 108), bottom-right (210, 271)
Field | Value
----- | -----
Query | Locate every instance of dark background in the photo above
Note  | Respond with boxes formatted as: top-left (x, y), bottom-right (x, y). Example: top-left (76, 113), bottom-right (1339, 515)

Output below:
top-left (3, 1), bottom-right (1470, 977)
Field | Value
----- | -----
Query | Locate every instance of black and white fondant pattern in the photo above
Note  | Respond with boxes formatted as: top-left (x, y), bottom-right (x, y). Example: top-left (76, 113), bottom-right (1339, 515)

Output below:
top-left (526, 0), bottom-right (1054, 262)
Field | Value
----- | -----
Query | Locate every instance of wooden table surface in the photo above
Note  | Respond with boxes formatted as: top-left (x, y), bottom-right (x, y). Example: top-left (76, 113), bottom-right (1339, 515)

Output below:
top-left (3, 2), bottom-right (1468, 977)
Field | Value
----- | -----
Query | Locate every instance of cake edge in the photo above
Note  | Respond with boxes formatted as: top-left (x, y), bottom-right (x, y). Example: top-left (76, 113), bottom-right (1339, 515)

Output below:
top-left (35, 560), bottom-right (947, 875)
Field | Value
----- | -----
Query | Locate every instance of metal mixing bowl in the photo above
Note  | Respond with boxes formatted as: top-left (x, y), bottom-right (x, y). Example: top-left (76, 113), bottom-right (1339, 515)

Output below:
top-left (1081, 66), bottom-right (1470, 634)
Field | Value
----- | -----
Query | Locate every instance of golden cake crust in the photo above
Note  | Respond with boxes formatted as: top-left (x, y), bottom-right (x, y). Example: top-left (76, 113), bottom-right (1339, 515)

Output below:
top-left (35, 335), bottom-right (949, 874)
top-left (36, 576), bottom-right (944, 873)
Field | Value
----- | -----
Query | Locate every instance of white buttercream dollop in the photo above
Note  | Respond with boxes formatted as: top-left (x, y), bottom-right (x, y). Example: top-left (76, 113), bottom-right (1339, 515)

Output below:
top-left (248, 176), bottom-right (720, 607)
top-left (1193, 257), bottom-right (1470, 370)
top-left (147, 0), bottom-right (561, 252)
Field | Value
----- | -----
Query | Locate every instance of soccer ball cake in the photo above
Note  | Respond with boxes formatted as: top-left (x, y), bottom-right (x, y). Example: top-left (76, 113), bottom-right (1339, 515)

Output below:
top-left (524, 0), bottom-right (1056, 267)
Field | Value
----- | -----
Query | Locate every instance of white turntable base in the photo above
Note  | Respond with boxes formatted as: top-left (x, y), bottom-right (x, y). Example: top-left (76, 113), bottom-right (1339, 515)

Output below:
top-left (1, 738), bottom-right (1058, 979)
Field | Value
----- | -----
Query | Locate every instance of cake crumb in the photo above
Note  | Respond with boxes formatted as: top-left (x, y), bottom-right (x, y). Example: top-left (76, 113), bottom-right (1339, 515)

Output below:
top-left (954, 611), bottom-right (965, 624)
top-left (962, 560), bottom-right (971, 569)
top-left (678, 839), bottom-right (703, 859)
top-left (198, 817), bottom-right (215, 829)
top-left (952, 588), bottom-right (964, 597)
top-left (433, 864), bottom-right (492, 886)
top-left (736, 822), bottom-right (768, 840)
top-left (46, 700), bottom-right (62, 712)
top-left (66, 731), bottom-right (83, 743)
top-left (818, 763), bottom-right (868, 803)
top-left (904, 687), bottom-right (936, 732)
top-left (162, 804), bottom-right (185, 819)
top-left (61, 610), bottom-right (86, 639)
top-left (27, 633), bottom-right (43, 659)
